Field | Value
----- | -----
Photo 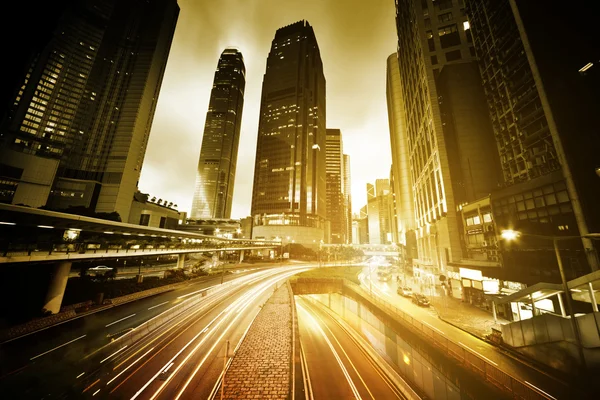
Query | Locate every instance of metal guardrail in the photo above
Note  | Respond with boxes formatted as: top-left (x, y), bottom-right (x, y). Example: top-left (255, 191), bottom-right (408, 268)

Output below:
top-left (345, 281), bottom-right (554, 400)
top-left (0, 242), bottom-right (276, 263)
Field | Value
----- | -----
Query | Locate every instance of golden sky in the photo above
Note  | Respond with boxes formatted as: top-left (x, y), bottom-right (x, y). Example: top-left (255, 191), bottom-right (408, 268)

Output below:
top-left (138, 0), bottom-right (397, 218)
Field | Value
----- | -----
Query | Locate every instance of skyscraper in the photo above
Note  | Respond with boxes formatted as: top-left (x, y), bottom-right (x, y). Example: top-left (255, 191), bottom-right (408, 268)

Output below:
top-left (191, 48), bottom-right (245, 220)
top-left (466, 0), bottom-right (600, 279)
top-left (251, 21), bottom-right (326, 244)
top-left (367, 179), bottom-right (392, 245)
top-left (0, 0), bottom-right (179, 221)
top-left (326, 129), bottom-right (345, 244)
top-left (386, 53), bottom-right (414, 246)
top-left (393, 0), bottom-right (499, 274)
top-left (342, 153), bottom-right (352, 243)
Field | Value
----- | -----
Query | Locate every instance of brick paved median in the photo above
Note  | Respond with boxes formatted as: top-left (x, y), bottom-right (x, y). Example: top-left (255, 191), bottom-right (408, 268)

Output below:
top-left (222, 283), bottom-right (293, 399)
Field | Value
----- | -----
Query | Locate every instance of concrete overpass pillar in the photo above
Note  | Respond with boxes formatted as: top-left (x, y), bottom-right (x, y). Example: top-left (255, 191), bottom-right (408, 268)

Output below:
top-left (177, 254), bottom-right (185, 269)
top-left (43, 261), bottom-right (72, 314)
top-left (239, 250), bottom-right (244, 263)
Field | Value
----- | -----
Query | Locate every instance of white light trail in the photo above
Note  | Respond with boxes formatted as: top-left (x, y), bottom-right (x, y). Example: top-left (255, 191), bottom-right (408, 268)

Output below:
top-left (147, 301), bottom-right (170, 310)
top-left (524, 381), bottom-right (557, 400)
top-left (105, 314), bottom-right (136, 327)
top-left (100, 345), bottom-right (128, 364)
top-left (297, 303), bottom-right (363, 399)
top-left (30, 334), bottom-right (87, 360)
top-left (106, 347), bottom-right (155, 386)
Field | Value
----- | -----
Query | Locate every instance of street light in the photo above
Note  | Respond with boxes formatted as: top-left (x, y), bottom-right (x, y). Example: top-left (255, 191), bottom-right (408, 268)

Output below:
top-left (500, 229), bottom-right (600, 370)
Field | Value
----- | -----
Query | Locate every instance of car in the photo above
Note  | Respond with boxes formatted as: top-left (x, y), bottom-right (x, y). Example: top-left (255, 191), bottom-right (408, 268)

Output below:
top-left (411, 293), bottom-right (430, 307)
top-left (397, 286), bottom-right (413, 297)
top-left (89, 265), bottom-right (113, 271)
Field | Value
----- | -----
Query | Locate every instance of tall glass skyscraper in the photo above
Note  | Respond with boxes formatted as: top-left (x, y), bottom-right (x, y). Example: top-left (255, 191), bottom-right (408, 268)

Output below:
top-left (251, 21), bottom-right (326, 244)
top-left (0, 0), bottom-right (179, 221)
top-left (191, 48), bottom-right (245, 220)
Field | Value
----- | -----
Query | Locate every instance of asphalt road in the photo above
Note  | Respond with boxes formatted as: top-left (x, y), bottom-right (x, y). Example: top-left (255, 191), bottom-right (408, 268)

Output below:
top-left (360, 266), bottom-right (579, 400)
top-left (296, 296), bottom-right (407, 400)
top-left (0, 263), bottom-right (305, 399)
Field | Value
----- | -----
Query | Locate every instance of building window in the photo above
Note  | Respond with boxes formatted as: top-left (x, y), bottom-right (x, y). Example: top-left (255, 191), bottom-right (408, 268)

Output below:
top-left (438, 12), bottom-right (453, 23)
top-left (426, 30), bottom-right (435, 51)
top-left (139, 214), bottom-right (150, 226)
top-left (431, 55), bottom-right (438, 65)
top-left (439, 24), bottom-right (461, 48)
top-left (469, 46), bottom-right (476, 57)
top-left (445, 49), bottom-right (462, 61)
top-left (437, 0), bottom-right (453, 11)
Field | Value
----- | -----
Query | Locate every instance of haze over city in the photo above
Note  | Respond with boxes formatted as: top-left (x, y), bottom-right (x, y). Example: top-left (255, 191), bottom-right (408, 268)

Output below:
top-left (0, 0), bottom-right (599, 399)
top-left (138, 0), bottom-right (396, 218)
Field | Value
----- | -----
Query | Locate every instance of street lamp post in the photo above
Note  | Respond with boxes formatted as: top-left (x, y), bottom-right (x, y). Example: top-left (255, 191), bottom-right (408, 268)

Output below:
top-left (501, 229), bottom-right (600, 371)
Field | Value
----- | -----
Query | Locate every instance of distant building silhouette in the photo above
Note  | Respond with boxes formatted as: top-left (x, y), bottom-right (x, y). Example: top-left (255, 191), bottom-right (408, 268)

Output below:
top-left (0, 0), bottom-right (179, 221)
top-left (191, 48), bottom-right (245, 219)
top-left (251, 21), bottom-right (326, 244)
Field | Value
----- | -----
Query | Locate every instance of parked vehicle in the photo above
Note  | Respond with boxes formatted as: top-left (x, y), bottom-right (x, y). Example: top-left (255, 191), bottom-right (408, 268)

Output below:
top-left (411, 293), bottom-right (430, 307)
top-left (397, 286), bottom-right (413, 297)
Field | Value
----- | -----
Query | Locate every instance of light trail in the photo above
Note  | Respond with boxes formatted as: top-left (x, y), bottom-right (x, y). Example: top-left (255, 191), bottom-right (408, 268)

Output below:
top-left (30, 334), bottom-right (87, 360)
top-left (171, 271), bottom-right (303, 400)
top-left (106, 347), bottom-right (156, 386)
top-left (105, 314), bottom-right (136, 327)
top-left (147, 301), bottom-right (170, 310)
top-left (297, 303), bottom-right (363, 400)
top-left (524, 381), bottom-right (557, 400)
top-left (299, 299), bottom-right (375, 399)
top-left (109, 267), bottom-right (307, 397)
top-left (100, 345), bottom-right (128, 364)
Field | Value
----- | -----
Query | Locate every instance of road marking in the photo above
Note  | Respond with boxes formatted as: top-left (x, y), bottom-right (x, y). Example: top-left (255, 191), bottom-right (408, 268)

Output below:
top-left (30, 334), bottom-right (87, 360)
top-left (100, 345), bottom-right (128, 364)
top-left (524, 381), bottom-right (557, 400)
top-left (458, 342), bottom-right (498, 366)
top-left (105, 314), bottom-right (136, 327)
top-left (147, 301), bottom-right (169, 310)
top-left (76, 372), bottom-right (85, 379)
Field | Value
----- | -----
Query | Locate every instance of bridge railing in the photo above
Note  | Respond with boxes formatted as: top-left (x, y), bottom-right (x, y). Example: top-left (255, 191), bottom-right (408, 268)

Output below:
top-left (345, 281), bottom-right (555, 400)
top-left (0, 240), bottom-right (275, 259)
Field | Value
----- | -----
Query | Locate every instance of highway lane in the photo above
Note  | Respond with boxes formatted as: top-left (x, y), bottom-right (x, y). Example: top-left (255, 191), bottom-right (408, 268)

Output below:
top-left (75, 266), bottom-right (309, 399)
top-left (0, 263), bottom-right (304, 398)
top-left (296, 296), bottom-right (407, 400)
top-left (359, 267), bottom-right (576, 400)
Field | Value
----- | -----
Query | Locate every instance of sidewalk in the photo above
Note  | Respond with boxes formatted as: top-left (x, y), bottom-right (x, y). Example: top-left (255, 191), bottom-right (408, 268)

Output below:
top-left (397, 274), bottom-right (507, 340)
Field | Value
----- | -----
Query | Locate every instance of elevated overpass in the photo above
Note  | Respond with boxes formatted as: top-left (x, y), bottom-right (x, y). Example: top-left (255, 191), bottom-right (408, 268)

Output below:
top-left (321, 243), bottom-right (401, 257)
top-left (0, 204), bottom-right (279, 313)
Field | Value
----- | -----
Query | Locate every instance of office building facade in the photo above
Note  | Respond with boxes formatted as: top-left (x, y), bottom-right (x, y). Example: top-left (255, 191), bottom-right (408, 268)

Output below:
top-left (342, 153), bottom-right (352, 243)
top-left (251, 21), bottom-right (326, 244)
top-left (465, 0), bottom-right (600, 281)
top-left (325, 129), bottom-right (345, 244)
top-left (386, 53), bottom-right (415, 246)
top-left (0, 0), bottom-right (179, 221)
top-left (191, 48), bottom-right (245, 220)
top-left (393, 0), bottom-right (499, 277)
top-left (367, 179), bottom-right (393, 245)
